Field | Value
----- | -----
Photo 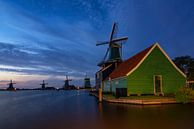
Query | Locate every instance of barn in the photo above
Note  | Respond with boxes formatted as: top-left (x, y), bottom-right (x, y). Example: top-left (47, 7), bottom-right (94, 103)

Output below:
top-left (103, 43), bottom-right (186, 96)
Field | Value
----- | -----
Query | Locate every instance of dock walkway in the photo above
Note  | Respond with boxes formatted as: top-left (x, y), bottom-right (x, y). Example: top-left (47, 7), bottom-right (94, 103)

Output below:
top-left (89, 92), bottom-right (179, 105)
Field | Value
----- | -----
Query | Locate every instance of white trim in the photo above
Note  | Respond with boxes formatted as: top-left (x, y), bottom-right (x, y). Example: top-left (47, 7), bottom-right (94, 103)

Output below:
top-left (110, 76), bottom-right (127, 81)
top-left (101, 64), bottom-right (112, 72)
top-left (156, 43), bottom-right (186, 78)
top-left (187, 81), bottom-right (194, 83)
top-left (126, 43), bottom-right (156, 76)
top-left (126, 43), bottom-right (186, 78)
top-left (96, 64), bottom-right (112, 73)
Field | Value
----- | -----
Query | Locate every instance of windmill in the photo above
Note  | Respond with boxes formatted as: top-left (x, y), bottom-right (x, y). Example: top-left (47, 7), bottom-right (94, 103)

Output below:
top-left (64, 75), bottom-right (72, 89)
top-left (7, 80), bottom-right (16, 91)
top-left (84, 73), bottom-right (91, 89)
top-left (96, 22), bottom-right (128, 66)
top-left (40, 80), bottom-right (48, 89)
top-left (95, 22), bottom-right (128, 90)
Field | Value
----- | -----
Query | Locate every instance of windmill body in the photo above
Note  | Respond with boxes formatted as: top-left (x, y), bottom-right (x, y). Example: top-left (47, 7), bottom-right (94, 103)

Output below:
top-left (84, 78), bottom-right (91, 88)
top-left (95, 22), bottom-right (128, 90)
top-left (84, 74), bottom-right (91, 89)
top-left (64, 80), bottom-right (70, 87)
top-left (7, 80), bottom-right (16, 91)
top-left (40, 80), bottom-right (48, 90)
top-left (63, 75), bottom-right (75, 90)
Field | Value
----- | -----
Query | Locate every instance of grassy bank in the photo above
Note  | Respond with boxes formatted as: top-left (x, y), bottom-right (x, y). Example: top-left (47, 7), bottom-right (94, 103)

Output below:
top-left (175, 87), bottom-right (194, 103)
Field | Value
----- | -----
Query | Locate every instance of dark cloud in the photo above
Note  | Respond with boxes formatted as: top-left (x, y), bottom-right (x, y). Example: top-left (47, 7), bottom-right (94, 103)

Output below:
top-left (0, 41), bottom-right (97, 78)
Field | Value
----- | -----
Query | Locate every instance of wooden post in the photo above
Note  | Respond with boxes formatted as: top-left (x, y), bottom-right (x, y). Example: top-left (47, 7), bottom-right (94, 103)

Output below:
top-left (109, 77), bottom-right (112, 93)
top-left (99, 88), bottom-right (102, 102)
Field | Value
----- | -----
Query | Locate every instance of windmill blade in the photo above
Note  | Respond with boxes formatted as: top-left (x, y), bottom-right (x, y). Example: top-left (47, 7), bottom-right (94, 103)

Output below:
top-left (103, 47), bottom-right (110, 61)
top-left (96, 41), bottom-right (109, 46)
top-left (110, 37), bottom-right (128, 43)
top-left (110, 22), bottom-right (118, 41)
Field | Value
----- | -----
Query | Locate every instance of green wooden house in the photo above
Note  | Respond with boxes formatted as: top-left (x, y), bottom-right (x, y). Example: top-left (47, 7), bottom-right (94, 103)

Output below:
top-left (103, 43), bottom-right (186, 96)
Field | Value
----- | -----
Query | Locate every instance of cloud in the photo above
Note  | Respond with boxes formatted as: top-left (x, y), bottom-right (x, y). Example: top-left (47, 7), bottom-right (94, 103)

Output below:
top-left (0, 0), bottom-right (194, 88)
top-left (0, 39), bottom-right (98, 85)
top-left (0, 1), bottom-right (101, 81)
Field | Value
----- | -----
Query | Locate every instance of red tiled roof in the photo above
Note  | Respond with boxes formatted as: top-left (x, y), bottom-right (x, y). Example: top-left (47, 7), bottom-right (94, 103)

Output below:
top-left (109, 44), bottom-right (154, 79)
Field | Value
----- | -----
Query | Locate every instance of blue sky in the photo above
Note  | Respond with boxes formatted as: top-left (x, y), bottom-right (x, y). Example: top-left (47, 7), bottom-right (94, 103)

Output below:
top-left (0, 0), bottom-right (194, 88)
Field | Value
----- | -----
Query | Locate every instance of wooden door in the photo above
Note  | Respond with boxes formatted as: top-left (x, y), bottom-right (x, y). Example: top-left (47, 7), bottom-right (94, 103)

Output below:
top-left (154, 75), bottom-right (162, 94)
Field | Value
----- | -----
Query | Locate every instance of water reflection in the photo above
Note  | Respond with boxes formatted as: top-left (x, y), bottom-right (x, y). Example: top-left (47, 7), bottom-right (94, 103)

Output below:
top-left (0, 91), bottom-right (194, 129)
top-left (99, 102), bottom-right (194, 129)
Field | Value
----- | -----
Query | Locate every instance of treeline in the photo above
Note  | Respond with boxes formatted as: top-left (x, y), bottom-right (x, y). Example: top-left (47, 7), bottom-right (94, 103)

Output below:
top-left (173, 56), bottom-right (194, 81)
top-left (173, 56), bottom-right (194, 103)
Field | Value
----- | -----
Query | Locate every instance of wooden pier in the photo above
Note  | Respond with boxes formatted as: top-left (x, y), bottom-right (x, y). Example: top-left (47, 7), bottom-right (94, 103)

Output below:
top-left (89, 91), bottom-right (180, 105)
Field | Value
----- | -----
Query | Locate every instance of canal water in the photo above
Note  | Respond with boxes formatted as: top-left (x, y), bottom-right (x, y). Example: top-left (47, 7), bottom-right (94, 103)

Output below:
top-left (0, 90), bottom-right (193, 129)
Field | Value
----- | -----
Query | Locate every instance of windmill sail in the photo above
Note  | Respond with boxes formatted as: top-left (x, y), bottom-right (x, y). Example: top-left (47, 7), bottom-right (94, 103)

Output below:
top-left (96, 22), bottom-right (128, 66)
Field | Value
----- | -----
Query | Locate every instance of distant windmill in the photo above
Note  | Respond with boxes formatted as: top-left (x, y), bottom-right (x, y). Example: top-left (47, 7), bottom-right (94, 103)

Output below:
top-left (84, 73), bottom-right (91, 89)
top-left (64, 75), bottom-right (72, 89)
top-left (40, 80), bottom-right (48, 89)
top-left (96, 22), bottom-right (128, 66)
top-left (7, 80), bottom-right (16, 91)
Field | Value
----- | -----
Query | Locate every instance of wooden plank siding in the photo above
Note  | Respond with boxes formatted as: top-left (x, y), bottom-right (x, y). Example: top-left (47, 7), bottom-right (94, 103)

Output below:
top-left (126, 46), bottom-right (186, 95)
top-left (103, 81), bottom-right (111, 92)
top-left (111, 77), bottom-right (127, 95)
top-left (103, 44), bottom-right (186, 96)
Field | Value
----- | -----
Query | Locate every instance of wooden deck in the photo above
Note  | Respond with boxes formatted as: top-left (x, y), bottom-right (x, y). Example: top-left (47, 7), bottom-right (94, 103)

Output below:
top-left (105, 98), bottom-right (178, 105)
top-left (89, 92), bottom-right (179, 105)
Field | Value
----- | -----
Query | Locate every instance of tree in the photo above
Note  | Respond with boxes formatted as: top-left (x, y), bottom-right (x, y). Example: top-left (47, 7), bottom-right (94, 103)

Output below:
top-left (187, 61), bottom-right (194, 81)
top-left (173, 56), bottom-right (194, 80)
